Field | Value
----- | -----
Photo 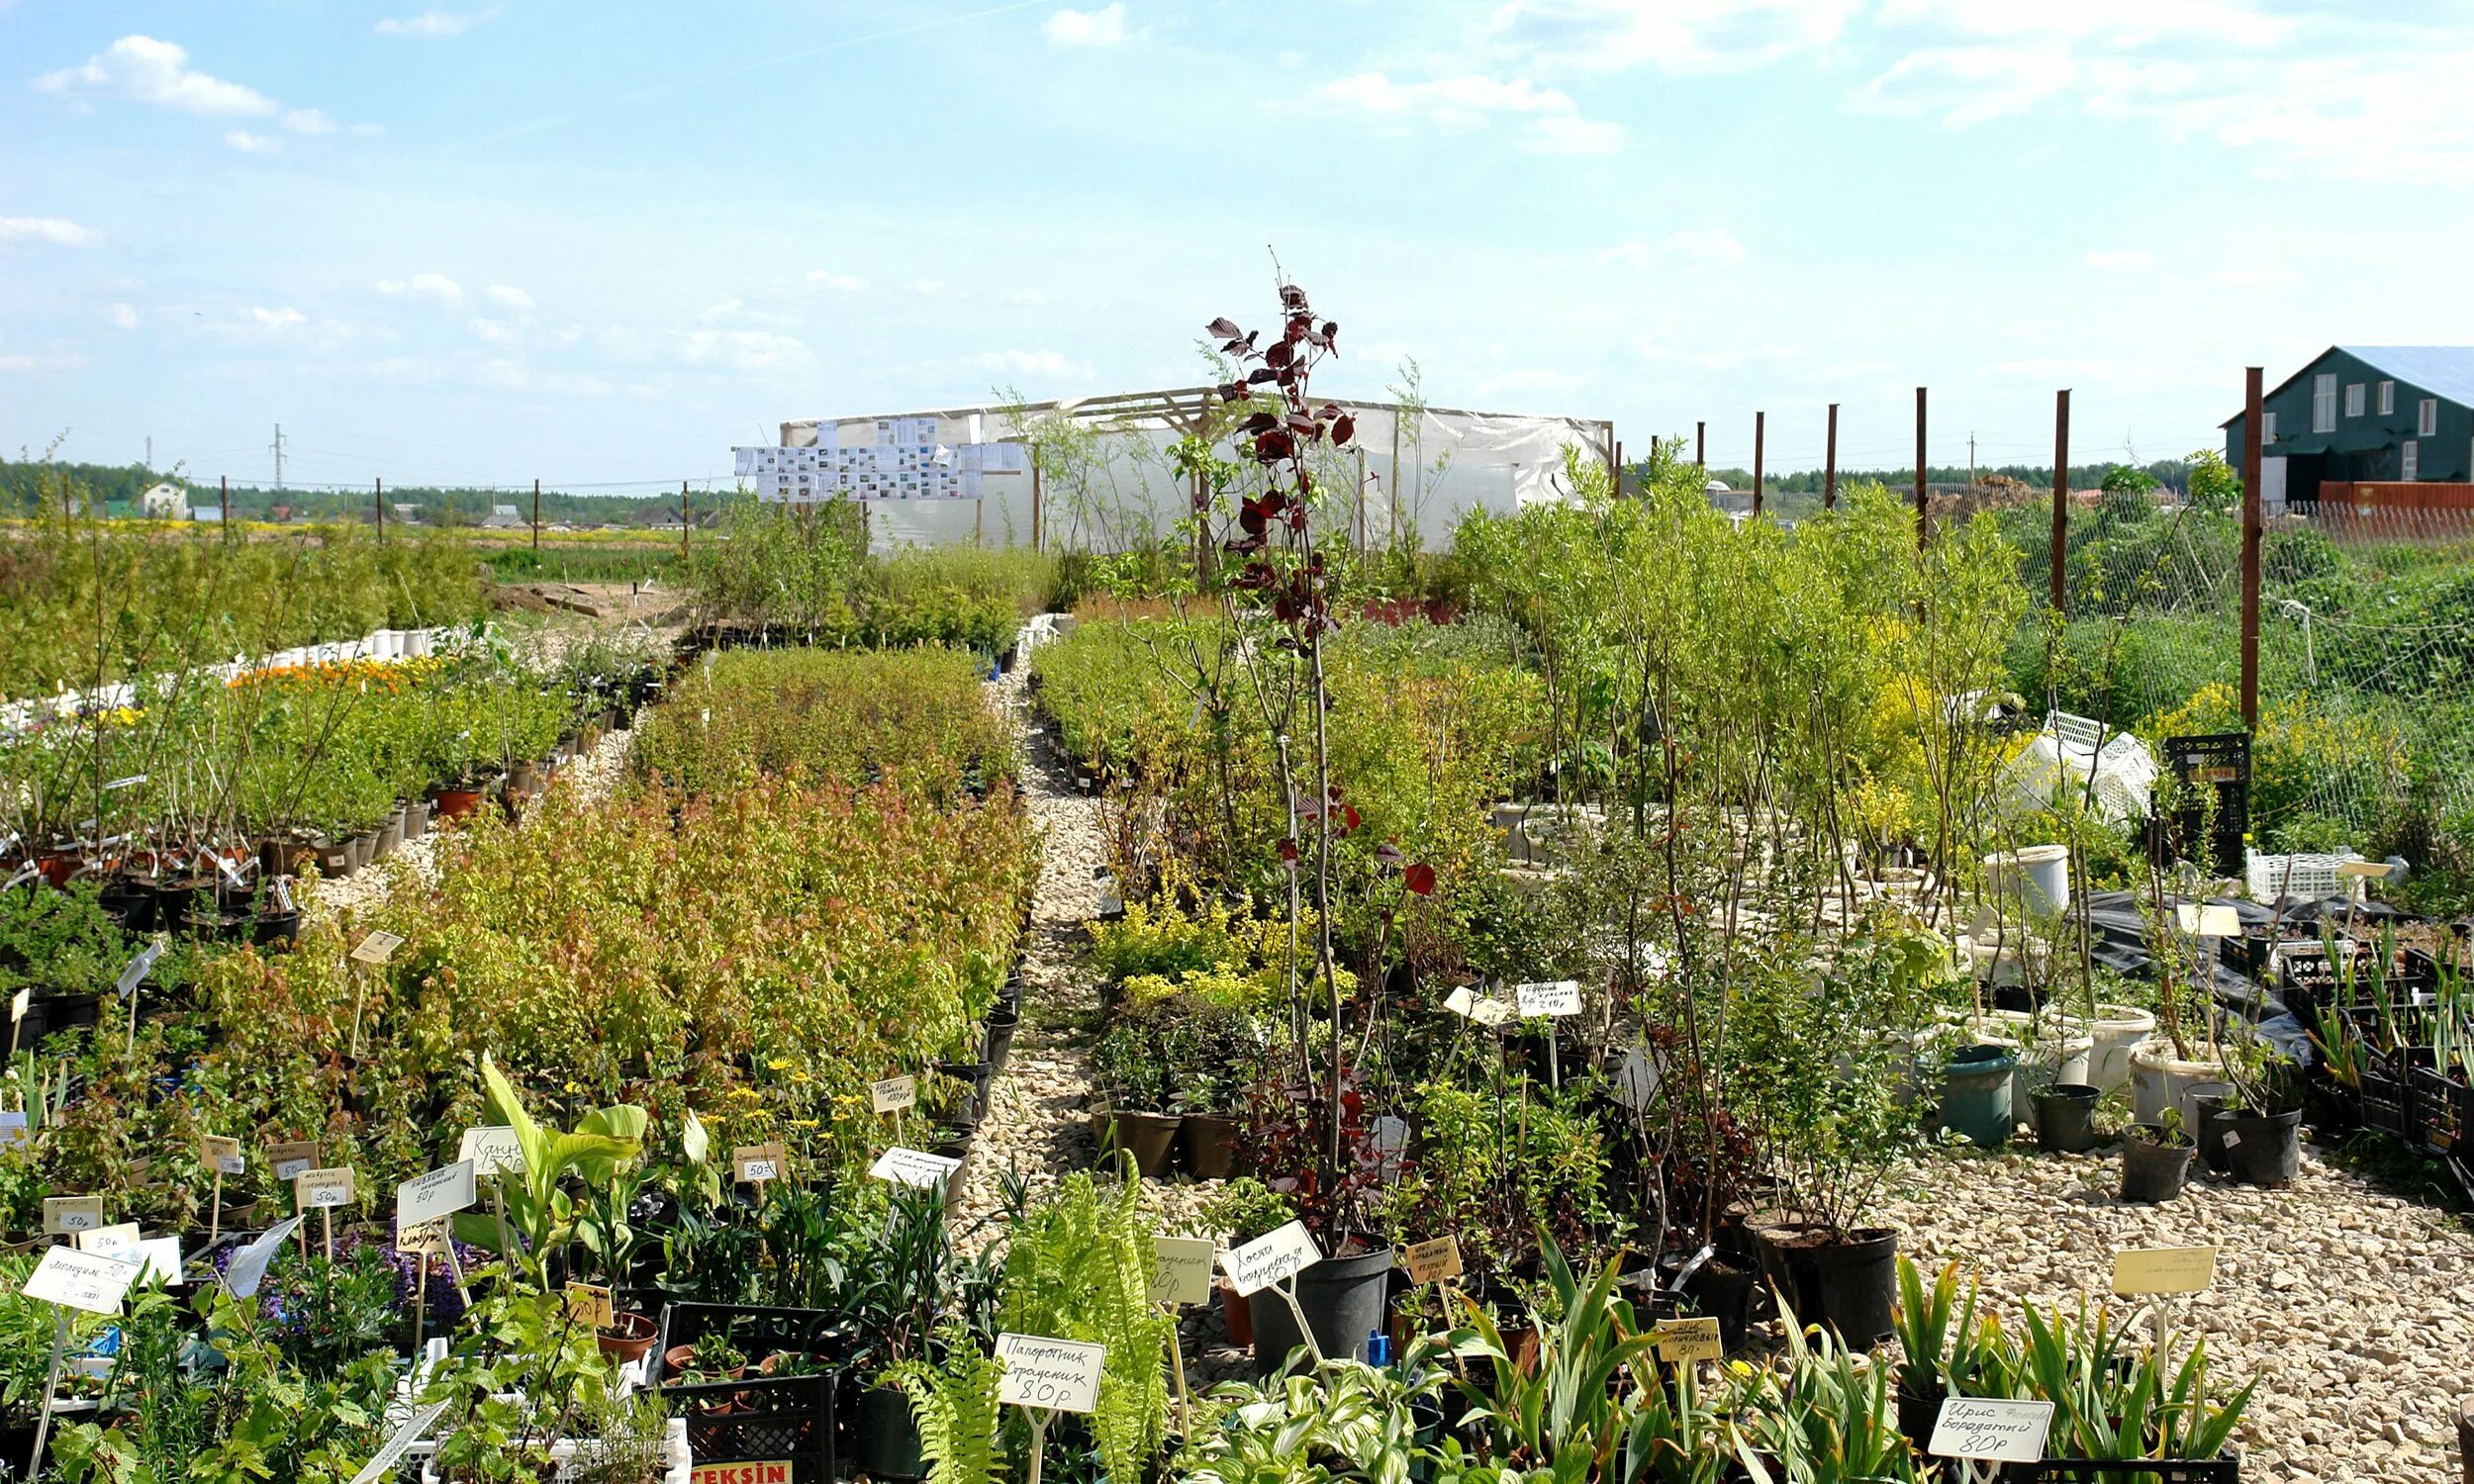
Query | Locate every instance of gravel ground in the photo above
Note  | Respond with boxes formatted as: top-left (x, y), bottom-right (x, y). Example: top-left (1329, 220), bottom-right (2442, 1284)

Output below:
top-left (1879, 1144), bottom-right (2474, 1482)
top-left (306, 722), bottom-right (637, 924)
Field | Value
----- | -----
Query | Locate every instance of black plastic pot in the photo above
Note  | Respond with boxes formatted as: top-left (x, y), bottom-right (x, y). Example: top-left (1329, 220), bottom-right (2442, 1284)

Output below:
top-left (2033, 1083), bottom-right (2102, 1154)
top-left (2192, 1093), bottom-right (2236, 1175)
top-left (1756, 1223), bottom-right (1898, 1346)
top-left (851, 1383), bottom-right (926, 1481)
top-left (1896, 1380), bottom-right (1947, 1458)
top-left (1665, 1251), bottom-right (1757, 1355)
top-left (2119, 1126), bottom-right (2194, 1203)
top-left (983, 1006), bottom-right (1020, 1070)
top-left (2225, 1108), bottom-right (2303, 1187)
top-left (1249, 1246), bottom-right (1394, 1373)
top-left (252, 909), bottom-right (302, 949)
top-left (97, 880), bottom-right (156, 934)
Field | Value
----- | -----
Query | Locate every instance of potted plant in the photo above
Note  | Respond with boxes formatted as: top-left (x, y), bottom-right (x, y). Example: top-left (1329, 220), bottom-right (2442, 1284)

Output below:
top-left (2118, 1115), bottom-right (2195, 1203)
top-left (1092, 1009), bottom-right (1183, 1178)
top-left (1200, 1177), bottom-right (1294, 1351)
top-left (2216, 1024), bottom-right (2307, 1187)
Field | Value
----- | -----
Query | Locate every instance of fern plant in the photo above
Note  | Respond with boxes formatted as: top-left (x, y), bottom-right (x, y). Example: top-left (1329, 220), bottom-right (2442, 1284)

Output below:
top-left (891, 1329), bottom-right (1008, 1484)
top-left (999, 1161), bottom-right (1173, 1484)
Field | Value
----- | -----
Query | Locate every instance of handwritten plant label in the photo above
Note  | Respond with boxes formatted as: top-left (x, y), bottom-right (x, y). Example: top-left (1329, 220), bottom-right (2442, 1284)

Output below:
top-left (1471, 997), bottom-right (1515, 1027)
top-left (870, 1147), bottom-right (962, 1189)
top-left (563, 1281), bottom-right (617, 1329)
top-left (9, 986), bottom-right (26, 1023)
top-left (1514, 979), bottom-right (1584, 1017)
top-left (2173, 904), bottom-right (2240, 939)
top-left (733, 1143), bottom-right (789, 1184)
top-left (130, 1236), bottom-right (183, 1287)
top-left (2337, 859), bottom-right (2398, 880)
top-left (44, 1195), bottom-right (105, 1235)
top-left (1928, 1397), bottom-right (2055, 1462)
top-left (116, 939), bottom-right (166, 997)
top-left (349, 930), bottom-right (405, 966)
top-left (24, 1246), bottom-right (143, 1314)
top-left (201, 1135), bottom-right (245, 1176)
top-left (296, 1166), bottom-right (356, 1209)
top-left (1149, 1237), bottom-right (1216, 1307)
top-left (74, 1223), bottom-right (141, 1258)
top-left (268, 1140), bottom-right (321, 1182)
top-left (1653, 1317), bottom-right (1724, 1364)
top-left (870, 1074), bottom-right (918, 1114)
top-left (397, 1217), bottom-right (449, 1257)
top-left (1402, 1236), bottom-right (1464, 1285)
top-left (995, 1333), bottom-right (1106, 1414)
top-left (1223, 1219), bottom-right (1321, 1296)
top-left (397, 1161), bottom-right (477, 1227)
top-left (347, 1399), bottom-right (453, 1484)
top-left (224, 1217), bottom-right (303, 1299)
top-left (2112, 1246), bottom-right (2219, 1296)
top-left (1443, 986), bottom-right (1478, 1017)
top-left (457, 1125), bottom-right (526, 1177)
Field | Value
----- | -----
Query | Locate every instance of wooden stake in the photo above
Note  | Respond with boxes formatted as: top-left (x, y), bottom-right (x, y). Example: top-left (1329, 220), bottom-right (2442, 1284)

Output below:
top-left (29, 1306), bottom-right (67, 1477)
top-left (209, 1168), bottom-right (224, 1249)
top-left (322, 1206), bottom-right (333, 1262)
top-left (1024, 1409), bottom-right (1052, 1484)
top-left (1162, 1304), bottom-right (1191, 1435)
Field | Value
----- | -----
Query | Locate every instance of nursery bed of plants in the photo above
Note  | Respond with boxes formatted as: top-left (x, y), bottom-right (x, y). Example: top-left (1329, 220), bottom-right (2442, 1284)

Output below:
top-left (1, 288), bottom-right (2469, 1484)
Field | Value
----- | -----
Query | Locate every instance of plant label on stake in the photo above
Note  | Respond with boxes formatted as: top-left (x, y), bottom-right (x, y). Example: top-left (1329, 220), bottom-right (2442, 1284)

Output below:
top-left (1652, 1317), bottom-right (1723, 1365)
top-left (459, 1124), bottom-right (525, 1256)
top-left (74, 1223), bottom-right (140, 1255)
top-left (396, 1161), bottom-right (477, 1228)
top-left (396, 1217), bottom-right (448, 1256)
top-left (870, 1147), bottom-right (962, 1190)
top-left (1402, 1236), bottom-right (1464, 1286)
top-left (346, 1399), bottom-right (452, 1484)
top-left (1223, 1219), bottom-right (1325, 1365)
top-left (201, 1135), bottom-right (244, 1247)
top-left (128, 1237), bottom-right (182, 1287)
top-left (115, 940), bottom-right (165, 998)
top-left (563, 1281), bottom-right (616, 1330)
top-left (43, 1196), bottom-right (104, 1236)
top-left (1513, 980), bottom-right (1583, 1017)
top-left (348, 930), bottom-right (404, 965)
top-left (1928, 1397), bottom-right (2055, 1462)
top-left (296, 1167), bottom-right (354, 1259)
top-left (268, 1140), bottom-right (321, 1183)
top-left (2111, 1246), bottom-right (2218, 1295)
top-left (1150, 1237), bottom-right (1216, 1308)
top-left (733, 1143), bottom-right (789, 1185)
top-left (24, 1246), bottom-right (143, 1476)
top-left (997, 1333), bottom-right (1105, 1484)
top-left (870, 1074), bottom-right (917, 1114)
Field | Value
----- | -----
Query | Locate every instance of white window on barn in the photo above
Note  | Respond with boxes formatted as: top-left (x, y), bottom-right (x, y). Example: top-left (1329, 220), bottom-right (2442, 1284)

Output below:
top-left (2379, 381), bottom-right (2396, 415)
top-left (2314, 375), bottom-right (2338, 431)
top-left (2346, 383), bottom-right (2365, 417)
top-left (2262, 411), bottom-right (2277, 443)
top-left (2403, 440), bottom-right (2420, 481)
top-left (2419, 398), bottom-right (2439, 436)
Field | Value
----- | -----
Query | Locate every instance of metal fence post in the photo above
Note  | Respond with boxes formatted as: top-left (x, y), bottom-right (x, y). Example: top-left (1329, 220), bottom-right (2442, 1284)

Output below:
top-left (2051, 389), bottom-right (2070, 611)
top-left (2241, 366), bottom-right (2264, 729)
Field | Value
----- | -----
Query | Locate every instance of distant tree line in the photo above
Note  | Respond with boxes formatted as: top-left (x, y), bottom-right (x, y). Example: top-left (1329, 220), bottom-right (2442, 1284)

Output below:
top-left (0, 459), bottom-right (755, 527)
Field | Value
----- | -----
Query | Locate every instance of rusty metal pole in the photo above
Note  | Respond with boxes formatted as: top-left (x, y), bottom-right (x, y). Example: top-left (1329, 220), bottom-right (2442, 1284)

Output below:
top-left (1752, 412), bottom-right (1764, 518)
top-left (2241, 366), bottom-right (2264, 729)
top-left (376, 478), bottom-right (385, 542)
top-left (220, 474), bottom-right (230, 534)
top-left (1914, 387), bottom-right (1929, 547)
top-left (1824, 404), bottom-right (1839, 510)
top-left (681, 480), bottom-right (691, 565)
top-left (2051, 390), bottom-right (2071, 611)
top-left (532, 477), bottom-right (541, 555)
top-left (1030, 449), bottom-right (1043, 554)
top-left (1695, 420), bottom-right (1705, 474)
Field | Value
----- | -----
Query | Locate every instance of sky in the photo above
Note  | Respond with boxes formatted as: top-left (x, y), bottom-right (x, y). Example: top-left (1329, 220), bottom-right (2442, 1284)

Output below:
top-left (5, 0), bottom-right (2474, 496)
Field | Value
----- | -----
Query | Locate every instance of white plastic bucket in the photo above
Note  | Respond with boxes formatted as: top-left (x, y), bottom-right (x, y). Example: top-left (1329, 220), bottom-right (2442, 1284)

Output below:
top-left (2039, 1004), bottom-right (2156, 1093)
top-left (1985, 845), bottom-right (2072, 918)
top-left (2128, 1039), bottom-right (2227, 1130)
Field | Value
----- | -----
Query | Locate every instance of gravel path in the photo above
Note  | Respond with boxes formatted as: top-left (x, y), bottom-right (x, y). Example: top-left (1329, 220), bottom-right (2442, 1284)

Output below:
top-left (307, 723), bottom-right (636, 924)
top-left (1880, 1144), bottom-right (2474, 1482)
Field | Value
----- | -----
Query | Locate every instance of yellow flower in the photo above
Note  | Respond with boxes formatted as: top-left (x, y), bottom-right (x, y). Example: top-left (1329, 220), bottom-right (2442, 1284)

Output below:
top-left (766, 1057), bottom-right (793, 1072)
top-left (790, 1119), bottom-right (818, 1131)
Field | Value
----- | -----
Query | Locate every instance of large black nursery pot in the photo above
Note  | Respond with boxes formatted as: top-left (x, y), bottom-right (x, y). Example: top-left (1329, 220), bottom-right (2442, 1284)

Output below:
top-left (2191, 1092), bottom-right (2236, 1176)
top-left (1660, 1249), bottom-right (1757, 1355)
top-left (1249, 1246), bottom-right (1395, 1373)
top-left (1755, 1222), bottom-right (1898, 1347)
top-left (2032, 1083), bottom-right (2101, 1154)
top-left (1179, 1113), bottom-right (1240, 1180)
top-left (852, 1382), bottom-right (926, 1481)
top-left (2119, 1124), bottom-right (2194, 1203)
top-left (2226, 1107), bottom-right (2304, 1187)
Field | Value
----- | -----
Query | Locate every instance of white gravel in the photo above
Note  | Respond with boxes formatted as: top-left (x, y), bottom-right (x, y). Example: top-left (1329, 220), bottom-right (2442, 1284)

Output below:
top-left (1880, 1144), bottom-right (2474, 1482)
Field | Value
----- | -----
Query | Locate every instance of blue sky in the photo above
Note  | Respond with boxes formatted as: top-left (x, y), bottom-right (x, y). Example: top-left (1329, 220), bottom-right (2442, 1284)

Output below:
top-left (5, 0), bottom-right (2473, 495)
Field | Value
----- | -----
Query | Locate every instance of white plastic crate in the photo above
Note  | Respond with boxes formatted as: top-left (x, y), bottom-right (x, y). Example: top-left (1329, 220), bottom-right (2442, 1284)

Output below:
top-left (2243, 849), bottom-right (2363, 903)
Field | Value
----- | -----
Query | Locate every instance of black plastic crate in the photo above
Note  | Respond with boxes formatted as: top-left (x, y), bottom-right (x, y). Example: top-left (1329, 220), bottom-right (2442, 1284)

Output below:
top-left (2411, 1065), bottom-right (2468, 1155)
top-left (2151, 733), bottom-right (2249, 878)
top-left (2359, 1065), bottom-right (2415, 1138)
top-left (653, 1302), bottom-right (849, 1481)
top-left (2007, 1459), bottom-right (2237, 1483)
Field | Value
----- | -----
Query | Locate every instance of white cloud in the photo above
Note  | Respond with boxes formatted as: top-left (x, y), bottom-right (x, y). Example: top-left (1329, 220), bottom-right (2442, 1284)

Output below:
top-left (225, 130), bottom-right (277, 153)
top-left (1854, 44), bottom-right (2076, 126)
top-left (2215, 266), bottom-right (2299, 288)
top-left (1043, 3), bottom-right (1127, 46)
top-left (0, 344), bottom-right (89, 375)
top-left (484, 283), bottom-right (534, 311)
top-left (250, 306), bottom-right (307, 330)
top-left (1597, 228), bottom-right (1747, 269)
top-left (680, 329), bottom-right (812, 372)
top-left (1320, 70), bottom-right (1626, 152)
top-left (1874, 0), bottom-right (2291, 49)
top-left (1484, 0), bottom-right (1859, 76)
top-left (374, 7), bottom-right (500, 38)
top-left (106, 303), bottom-right (141, 329)
top-left (806, 269), bottom-right (865, 291)
top-left (375, 272), bottom-right (464, 303)
top-left (0, 216), bottom-right (100, 247)
top-left (970, 348), bottom-right (1094, 381)
top-left (282, 108), bottom-right (336, 136)
top-left (37, 36), bottom-right (277, 117)
top-left (468, 319), bottom-right (520, 344)
top-left (2085, 248), bottom-right (2153, 270)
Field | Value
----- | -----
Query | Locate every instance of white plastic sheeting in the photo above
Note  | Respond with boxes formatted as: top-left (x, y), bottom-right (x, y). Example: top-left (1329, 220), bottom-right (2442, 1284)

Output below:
top-left (769, 391), bottom-right (1613, 551)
